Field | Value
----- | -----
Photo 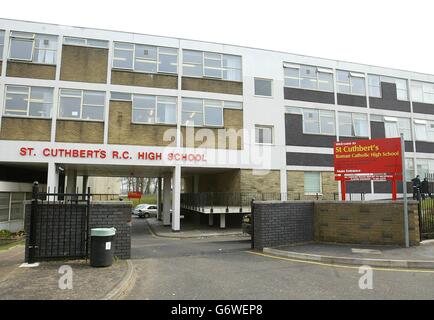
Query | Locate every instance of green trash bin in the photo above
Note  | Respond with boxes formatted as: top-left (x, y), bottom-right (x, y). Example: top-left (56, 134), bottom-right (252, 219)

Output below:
top-left (90, 227), bottom-right (116, 267)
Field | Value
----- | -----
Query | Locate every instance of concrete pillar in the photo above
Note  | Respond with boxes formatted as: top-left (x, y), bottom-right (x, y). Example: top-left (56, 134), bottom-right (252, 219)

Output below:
top-left (157, 177), bottom-right (162, 220)
top-left (163, 174), bottom-right (171, 226)
top-left (280, 168), bottom-right (288, 201)
top-left (46, 162), bottom-right (59, 193)
top-left (66, 169), bottom-right (77, 193)
top-left (208, 213), bottom-right (213, 226)
top-left (220, 213), bottom-right (226, 229)
top-left (82, 175), bottom-right (88, 193)
top-left (193, 174), bottom-right (199, 193)
top-left (171, 166), bottom-right (181, 232)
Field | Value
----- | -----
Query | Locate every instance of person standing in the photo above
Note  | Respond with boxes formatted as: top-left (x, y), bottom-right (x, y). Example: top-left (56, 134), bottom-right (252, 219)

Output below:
top-left (421, 177), bottom-right (431, 199)
top-left (412, 175), bottom-right (421, 200)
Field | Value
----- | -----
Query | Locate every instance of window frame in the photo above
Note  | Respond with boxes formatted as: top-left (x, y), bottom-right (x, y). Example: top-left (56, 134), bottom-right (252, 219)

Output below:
top-left (411, 80), bottom-right (434, 104)
top-left (338, 112), bottom-right (368, 138)
top-left (112, 42), bottom-right (178, 75)
top-left (0, 30), bottom-right (5, 60)
top-left (284, 63), bottom-right (334, 93)
top-left (304, 172), bottom-right (322, 195)
top-left (58, 89), bottom-right (106, 122)
top-left (131, 94), bottom-right (177, 125)
top-left (181, 98), bottom-right (235, 128)
top-left (368, 74), bottom-right (408, 101)
top-left (9, 31), bottom-right (58, 65)
top-left (384, 116), bottom-right (412, 140)
top-left (254, 78), bottom-right (273, 97)
top-left (255, 125), bottom-right (274, 145)
top-left (3, 85), bottom-right (53, 119)
top-left (336, 70), bottom-right (366, 96)
top-left (302, 108), bottom-right (336, 136)
top-left (182, 49), bottom-right (242, 82)
top-left (63, 36), bottom-right (109, 49)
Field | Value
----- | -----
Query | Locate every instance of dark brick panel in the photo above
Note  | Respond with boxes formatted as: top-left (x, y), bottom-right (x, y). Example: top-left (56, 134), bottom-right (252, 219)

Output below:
top-left (285, 114), bottom-right (336, 148)
top-left (253, 201), bottom-right (314, 250)
top-left (286, 152), bottom-right (334, 167)
top-left (415, 141), bottom-right (434, 153)
top-left (337, 93), bottom-right (367, 108)
top-left (284, 87), bottom-right (335, 104)
top-left (369, 82), bottom-right (411, 112)
top-left (413, 102), bottom-right (434, 115)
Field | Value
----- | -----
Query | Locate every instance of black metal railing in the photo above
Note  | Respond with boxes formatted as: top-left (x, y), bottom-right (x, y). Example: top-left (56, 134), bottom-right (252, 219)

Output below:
top-left (417, 174), bottom-right (434, 240)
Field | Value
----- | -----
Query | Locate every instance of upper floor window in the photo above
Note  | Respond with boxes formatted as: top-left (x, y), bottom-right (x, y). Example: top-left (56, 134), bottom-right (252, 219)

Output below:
top-left (368, 75), bottom-right (408, 100)
top-left (183, 50), bottom-right (242, 81)
top-left (414, 119), bottom-right (434, 142)
top-left (113, 42), bottom-right (178, 74)
top-left (384, 116), bottom-right (411, 140)
top-left (302, 109), bottom-right (335, 135)
top-left (132, 94), bottom-right (177, 125)
top-left (0, 30), bottom-right (4, 60)
top-left (255, 125), bottom-right (274, 144)
top-left (284, 63), bottom-right (333, 92)
top-left (411, 81), bottom-right (434, 104)
top-left (9, 31), bottom-right (57, 64)
top-left (64, 37), bottom-right (109, 49)
top-left (338, 112), bottom-right (368, 137)
top-left (4, 85), bottom-right (53, 118)
top-left (336, 70), bottom-right (365, 95)
top-left (254, 78), bottom-right (272, 97)
top-left (59, 89), bottom-right (105, 121)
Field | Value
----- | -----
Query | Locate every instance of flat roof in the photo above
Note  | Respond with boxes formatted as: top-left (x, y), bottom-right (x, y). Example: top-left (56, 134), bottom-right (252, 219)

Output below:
top-left (1, 17), bottom-right (434, 79)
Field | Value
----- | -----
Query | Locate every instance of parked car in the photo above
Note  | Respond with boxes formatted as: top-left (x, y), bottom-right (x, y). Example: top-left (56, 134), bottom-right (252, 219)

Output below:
top-left (242, 213), bottom-right (252, 235)
top-left (132, 204), bottom-right (158, 218)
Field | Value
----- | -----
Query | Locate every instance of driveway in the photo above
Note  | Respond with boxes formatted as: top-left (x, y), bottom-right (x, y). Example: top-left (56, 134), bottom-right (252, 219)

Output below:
top-left (127, 217), bottom-right (434, 300)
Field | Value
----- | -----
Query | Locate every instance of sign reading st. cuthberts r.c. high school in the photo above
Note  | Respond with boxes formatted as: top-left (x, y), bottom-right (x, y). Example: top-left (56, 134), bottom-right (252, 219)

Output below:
top-left (334, 138), bottom-right (402, 175)
top-left (18, 146), bottom-right (206, 162)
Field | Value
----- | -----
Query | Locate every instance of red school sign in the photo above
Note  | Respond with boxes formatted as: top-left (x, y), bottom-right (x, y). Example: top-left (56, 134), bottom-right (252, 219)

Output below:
top-left (334, 138), bottom-right (403, 200)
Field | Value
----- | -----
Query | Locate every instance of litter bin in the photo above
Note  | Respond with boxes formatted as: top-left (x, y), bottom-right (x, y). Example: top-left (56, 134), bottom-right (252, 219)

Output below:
top-left (90, 227), bottom-right (116, 267)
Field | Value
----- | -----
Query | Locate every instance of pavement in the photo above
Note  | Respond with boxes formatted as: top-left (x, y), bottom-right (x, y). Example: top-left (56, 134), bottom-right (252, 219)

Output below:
top-left (0, 243), bottom-right (134, 300)
top-left (264, 241), bottom-right (434, 269)
top-left (126, 216), bottom-right (434, 299)
top-left (145, 217), bottom-right (244, 238)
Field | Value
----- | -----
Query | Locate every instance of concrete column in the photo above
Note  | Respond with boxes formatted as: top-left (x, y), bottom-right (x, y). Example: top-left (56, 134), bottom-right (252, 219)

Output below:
top-left (280, 168), bottom-right (288, 201)
top-left (66, 169), bottom-right (78, 193)
top-left (220, 213), bottom-right (226, 229)
top-left (157, 177), bottom-right (162, 220)
top-left (82, 175), bottom-right (88, 193)
top-left (193, 174), bottom-right (199, 193)
top-left (163, 174), bottom-right (171, 226)
top-left (208, 214), bottom-right (213, 226)
top-left (46, 162), bottom-right (59, 193)
top-left (171, 166), bottom-right (181, 232)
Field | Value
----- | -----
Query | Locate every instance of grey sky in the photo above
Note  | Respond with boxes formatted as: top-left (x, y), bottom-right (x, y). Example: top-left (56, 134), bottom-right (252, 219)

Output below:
top-left (2, 0), bottom-right (434, 74)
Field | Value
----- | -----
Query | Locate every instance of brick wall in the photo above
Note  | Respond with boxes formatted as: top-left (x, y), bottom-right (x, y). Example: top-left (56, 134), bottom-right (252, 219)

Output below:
top-left (0, 118), bottom-right (51, 141)
top-left (253, 201), bottom-right (314, 250)
top-left (252, 200), bottom-right (420, 250)
top-left (182, 77), bottom-right (243, 95)
top-left (55, 120), bottom-right (104, 144)
top-left (287, 171), bottom-right (338, 199)
top-left (315, 201), bottom-right (420, 246)
top-left (111, 70), bottom-right (178, 89)
top-left (240, 169), bottom-right (281, 194)
top-left (7, 61), bottom-right (56, 80)
top-left (24, 201), bottom-right (132, 262)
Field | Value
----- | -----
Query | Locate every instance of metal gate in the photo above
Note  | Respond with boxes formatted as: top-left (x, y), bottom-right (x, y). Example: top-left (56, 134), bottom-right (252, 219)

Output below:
top-left (417, 173), bottom-right (434, 240)
top-left (28, 183), bottom-right (91, 263)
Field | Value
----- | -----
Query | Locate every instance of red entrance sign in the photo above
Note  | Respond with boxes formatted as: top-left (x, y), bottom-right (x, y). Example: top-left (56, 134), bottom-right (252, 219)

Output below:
top-left (128, 192), bottom-right (142, 199)
top-left (334, 138), bottom-right (402, 175)
top-left (334, 138), bottom-right (403, 201)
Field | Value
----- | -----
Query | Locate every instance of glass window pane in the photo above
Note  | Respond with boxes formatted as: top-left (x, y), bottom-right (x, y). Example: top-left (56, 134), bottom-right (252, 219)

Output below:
top-left (318, 72), bottom-right (333, 92)
top-left (385, 122), bottom-right (399, 138)
top-left (351, 77), bottom-right (365, 95)
top-left (182, 98), bottom-right (203, 112)
top-left (224, 101), bottom-right (242, 109)
top-left (411, 82), bottom-right (423, 102)
top-left (60, 96), bottom-right (81, 118)
top-left (320, 112), bottom-right (335, 135)
top-left (204, 107), bottom-right (223, 126)
top-left (254, 78), bottom-right (272, 96)
top-left (183, 50), bottom-right (203, 64)
top-left (182, 112), bottom-right (203, 126)
top-left (339, 113), bottom-right (352, 136)
top-left (114, 42), bottom-right (134, 50)
top-left (113, 49), bottom-right (133, 69)
top-left (67, 37), bottom-right (91, 45)
top-left (135, 59), bottom-right (157, 73)
top-left (33, 49), bottom-right (56, 64)
top-left (0, 192), bottom-right (9, 222)
top-left (255, 126), bottom-right (272, 144)
top-left (415, 123), bottom-right (427, 141)
top-left (284, 67), bottom-right (300, 87)
top-left (301, 76), bottom-right (317, 89)
top-left (83, 91), bottom-right (105, 106)
top-left (156, 103), bottom-right (176, 124)
top-left (337, 71), bottom-right (350, 83)
top-left (337, 83), bottom-right (351, 94)
top-left (304, 172), bottom-right (321, 194)
top-left (300, 65), bottom-right (317, 79)
top-left (82, 105), bottom-right (104, 120)
top-left (111, 92), bottom-right (132, 101)
top-left (159, 53), bottom-right (177, 73)
top-left (133, 95), bottom-right (155, 109)
top-left (353, 114), bottom-right (368, 137)
top-left (10, 38), bottom-right (33, 60)
top-left (204, 67), bottom-right (222, 78)
top-left (5, 90), bottom-right (28, 116)
top-left (204, 52), bottom-right (221, 60)
top-left (303, 109), bottom-right (319, 134)
top-left (30, 87), bottom-right (53, 103)
top-left (223, 69), bottom-right (241, 81)
top-left (133, 108), bottom-right (155, 124)
top-left (223, 55), bottom-right (241, 69)
top-left (135, 45), bottom-right (157, 60)
top-left (183, 64), bottom-right (202, 77)
top-left (369, 85), bottom-right (381, 97)
top-left (205, 58), bottom-right (222, 69)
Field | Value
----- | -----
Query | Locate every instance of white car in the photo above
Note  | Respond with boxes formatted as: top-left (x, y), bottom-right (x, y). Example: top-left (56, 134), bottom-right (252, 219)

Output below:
top-left (132, 204), bottom-right (158, 218)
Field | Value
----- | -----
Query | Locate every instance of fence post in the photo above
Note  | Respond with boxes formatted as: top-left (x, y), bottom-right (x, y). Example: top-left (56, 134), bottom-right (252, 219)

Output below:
top-left (250, 198), bottom-right (255, 250)
top-left (28, 181), bottom-right (39, 264)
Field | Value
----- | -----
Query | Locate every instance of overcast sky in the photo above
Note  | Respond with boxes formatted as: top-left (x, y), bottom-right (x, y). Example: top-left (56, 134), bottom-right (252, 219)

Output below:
top-left (2, 0), bottom-right (434, 74)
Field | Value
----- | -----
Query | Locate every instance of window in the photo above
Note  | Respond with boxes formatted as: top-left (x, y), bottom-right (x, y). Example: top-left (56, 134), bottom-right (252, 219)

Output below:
top-left (406, 158), bottom-right (414, 181)
top-left (338, 112), bottom-right (368, 137)
top-left (384, 117), bottom-right (411, 140)
top-left (9, 31), bottom-right (57, 64)
top-left (302, 109), bottom-right (335, 135)
top-left (0, 193), bottom-right (10, 222)
top-left (181, 98), bottom-right (237, 127)
top-left (255, 125), bottom-right (273, 144)
top-left (304, 172), bottom-right (321, 194)
top-left (368, 75), bottom-right (408, 100)
top-left (4, 85), bottom-right (53, 117)
top-left (113, 42), bottom-right (178, 74)
top-left (59, 89), bottom-right (105, 121)
top-left (416, 159), bottom-right (430, 178)
top-left (132, 94), bottom-right (177, 125)
top-left (336, 70), bottom-right (365, 95)
top-left (284, 63), bottom-right (333, 92)
top-left (63, 37), bottom-right (108, 48)
top-left (183, 50), bottom-right (242, 81)
top-left (254, 78), bottom-right (272, 97)
top-left (110, 92), bottom-right (132, 101)
top-left (414, 119), bottom-right (434, 142)
top-left (0, 192), bottom-right (27, 222)
top-left (0, 30), bottom-right (4, 60)
top-left (411, 81), bottom-right (434, 104)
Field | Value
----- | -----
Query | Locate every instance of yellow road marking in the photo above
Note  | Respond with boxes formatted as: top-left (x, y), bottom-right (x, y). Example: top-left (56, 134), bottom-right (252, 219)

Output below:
top-left (247, 251), bottom-right (434, 273)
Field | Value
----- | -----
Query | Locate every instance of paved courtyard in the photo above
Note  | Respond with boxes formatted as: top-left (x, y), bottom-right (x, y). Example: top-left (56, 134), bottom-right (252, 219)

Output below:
top-left (127, 216), bottom-right (434, 300)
